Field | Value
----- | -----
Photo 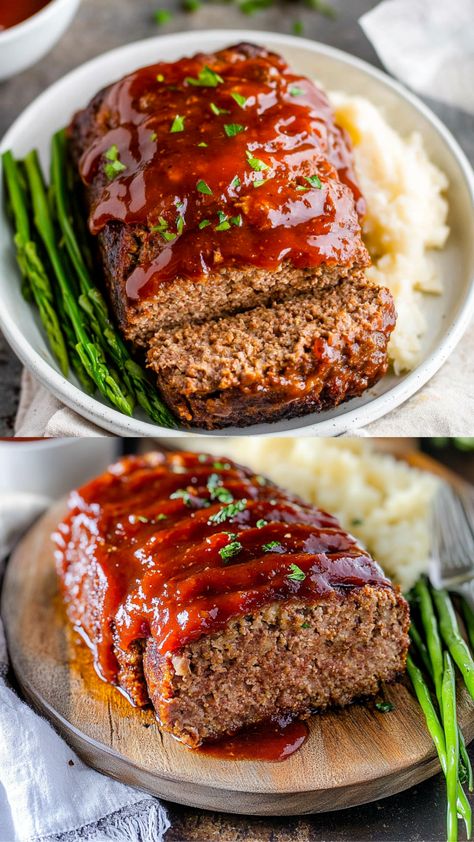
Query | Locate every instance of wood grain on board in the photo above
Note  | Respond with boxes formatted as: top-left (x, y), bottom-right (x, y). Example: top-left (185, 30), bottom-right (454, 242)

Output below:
top-left (2, 456), bottom-right (473, 816)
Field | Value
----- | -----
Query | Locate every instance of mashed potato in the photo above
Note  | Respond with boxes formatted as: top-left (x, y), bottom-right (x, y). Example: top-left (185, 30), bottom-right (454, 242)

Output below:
top-left (330, 92), bottom-right (449, 373)
top-left (185, 438), bottom-right (438, 592)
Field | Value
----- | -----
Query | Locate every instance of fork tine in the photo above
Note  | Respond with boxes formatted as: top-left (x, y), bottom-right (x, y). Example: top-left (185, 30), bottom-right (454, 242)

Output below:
top-left (432, 482), bottom-right (474, 587)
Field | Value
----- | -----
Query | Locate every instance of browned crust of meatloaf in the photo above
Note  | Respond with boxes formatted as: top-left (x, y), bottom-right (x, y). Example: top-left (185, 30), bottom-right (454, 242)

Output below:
top-left (147, 281), bottom-right (395, 429)
top-left (127, 586), bottom-right (409, 748)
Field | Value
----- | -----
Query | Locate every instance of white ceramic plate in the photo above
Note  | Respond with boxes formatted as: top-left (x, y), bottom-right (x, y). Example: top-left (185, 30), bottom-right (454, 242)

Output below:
top-left (1, 30), bottom-right (473, 437)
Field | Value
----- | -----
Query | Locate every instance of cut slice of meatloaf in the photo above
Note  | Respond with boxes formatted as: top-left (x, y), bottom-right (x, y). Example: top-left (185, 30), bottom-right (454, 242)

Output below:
top-left (67, 41), bottom-right (371, 346)
top-left (147, 280), bottom-right (396, 429)
top-left (54, 451), bottom-right (410, 749)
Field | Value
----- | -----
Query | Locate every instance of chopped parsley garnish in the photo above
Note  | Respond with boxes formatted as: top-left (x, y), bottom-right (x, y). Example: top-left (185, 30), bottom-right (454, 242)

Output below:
top-left (231, 92), bottom-right (248, 108)
top-left (170, 488), bottom-right (193, 506)
top-left (196, 179), bottom-right (213, 195)
top-left (253, 178), bottom-right (268, 188)
top-left (287, 563), bottom-right (306, 581)
top-left (213, 461), bottom-right (231, 470)
top-left (199, 219), bottom-right (211, 229)
top-left (230, 175), bottom-right (241, 189)
top-left (301, 622), bottom-right (311, 629)
top-left (289, 86), bottom-right (305, 97)
top-left (305, 174), bottom-right (322, 188)
top-left (224, 123), bottom-right (246, 137)
top-left (255, 475), bottom-right (267, 486)
top-left (156, 73), bottom-right (165, 82)
top-left (219, 540), bottom-right (243, 562)
top-left (263, 541), bottom-right (284, 553)
top-left (246, 149), bottom-right (269, 172)
top-left (151, 217), bottom-right (176, 242)
top-left (375, 700), bottom-right (394, 713)
top-left (153, 9), bottom-right (172, 25)
top-left (130, 514), bottom-right (149, 524)
top-left (256, 519), bottom-right (268, 529)
top-left (156, 513), bottom-right (168, 520)
top-left (197, 141), bottom-right (208, 147)
top-left (150, 131), bottom-right (158, 141)
top-left (210, 102), bottom-right (230, 116)
top-left (176, 215), bottom-right (185, 235)
top-left (230, 214), bottom-right (243, 227)
top-left (186, 65), bottom-right (224, 87)
top-left (170, 114), bottom-right (185, 133)
top-left (351, 518), bottom-right (364, 526)
top-left (103, 145), bottom-right (126, 181)
top-left (208, 499), bottom-right (247, 525)
top-left (207, 473), bottom-right (234, 504)
top-left (216, 220), bottom-right (231, 231)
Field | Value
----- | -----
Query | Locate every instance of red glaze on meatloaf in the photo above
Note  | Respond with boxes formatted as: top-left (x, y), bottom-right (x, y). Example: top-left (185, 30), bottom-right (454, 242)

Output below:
top-left (53, 452), bottom-right (409, 748)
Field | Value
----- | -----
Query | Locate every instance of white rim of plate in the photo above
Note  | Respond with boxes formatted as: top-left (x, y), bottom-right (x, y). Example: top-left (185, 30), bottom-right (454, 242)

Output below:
top-left (1, 30), bottom-right (473, 437)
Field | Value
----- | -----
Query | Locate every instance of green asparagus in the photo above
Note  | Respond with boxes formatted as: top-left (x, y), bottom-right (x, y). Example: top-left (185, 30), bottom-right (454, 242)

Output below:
top-left (443, 652), bottom-right (460, 842)
top-left (432, 588), bottom-right (474, 700)
top-left (2, 151), bottom-right (69, 375)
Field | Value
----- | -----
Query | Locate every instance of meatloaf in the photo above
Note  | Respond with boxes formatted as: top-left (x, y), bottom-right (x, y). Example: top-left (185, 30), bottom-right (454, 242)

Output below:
top-left (68, 42), bottom-right (396, 429)
top-left (53, 451), bottom-right (409, 748)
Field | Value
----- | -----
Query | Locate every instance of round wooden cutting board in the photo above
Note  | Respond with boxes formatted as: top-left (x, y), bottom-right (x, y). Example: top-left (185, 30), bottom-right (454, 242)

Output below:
top-left (3, 494), bottom-right (474, 816)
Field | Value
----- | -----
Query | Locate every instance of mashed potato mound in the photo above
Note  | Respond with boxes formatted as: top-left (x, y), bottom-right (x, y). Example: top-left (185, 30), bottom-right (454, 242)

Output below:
top-left (187, 438), bottom-right (438, 593)
top-left (330, 92), bottom-right (449, 374)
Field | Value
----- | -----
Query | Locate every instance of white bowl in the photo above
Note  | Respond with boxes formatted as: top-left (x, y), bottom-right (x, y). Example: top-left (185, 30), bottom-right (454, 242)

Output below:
top-left (0, 30), bottom-right (473, 437)
top-left (0, 0), bottom-right (80, 81)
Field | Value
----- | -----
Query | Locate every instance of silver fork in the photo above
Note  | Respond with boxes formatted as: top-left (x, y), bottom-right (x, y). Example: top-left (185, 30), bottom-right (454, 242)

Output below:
top-left (429, 480), bottom-right (474, 609)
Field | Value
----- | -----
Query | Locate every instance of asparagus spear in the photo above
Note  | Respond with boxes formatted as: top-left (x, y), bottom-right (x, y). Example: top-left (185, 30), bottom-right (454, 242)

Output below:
top-left (407, 655), bottom-right (471, 838)
top-left (50, 129), bottom-right (176, 428)
top-left (22, 149), bottom-right (134, 417)
top-left (443, 653), bottom-right (460, 842)
top-left (461, 598), bottom-right (474, 655)
top-left (432, 587), bottom-right (474, 700)
top-left (2, 150), bottom-right (69, 375)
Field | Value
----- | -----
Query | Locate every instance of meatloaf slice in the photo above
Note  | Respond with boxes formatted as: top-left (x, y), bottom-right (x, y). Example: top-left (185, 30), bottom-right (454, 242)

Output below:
top-left (54, 451), bottom-right (409, 749)
top-left (67, 42), bottom-right (371, 346)
top-left (147, 280), bottom-right (396, 429)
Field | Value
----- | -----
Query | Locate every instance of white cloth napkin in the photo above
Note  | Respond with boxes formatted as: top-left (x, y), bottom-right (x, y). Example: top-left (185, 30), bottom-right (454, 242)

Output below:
top-left (0, 494), bottom-right (170, 842)
top-left (360, 0), bottom-right (474, 114)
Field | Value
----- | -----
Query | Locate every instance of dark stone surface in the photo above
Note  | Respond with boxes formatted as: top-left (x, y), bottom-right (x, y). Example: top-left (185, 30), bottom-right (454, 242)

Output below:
top-left (1, 0), bottom-right (473, 435)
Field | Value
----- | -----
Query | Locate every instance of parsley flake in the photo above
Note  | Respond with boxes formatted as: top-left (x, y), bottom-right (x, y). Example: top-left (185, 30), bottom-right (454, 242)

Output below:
top-left (153, 9), bottom-right (172, 25)
top-left (246, 149), bottom-right (269, 172)
top-left (170, 489), bottom-right (193, 506)
top-left (263, 541), bottom-right (284, 553)
top-left (151, 217), bottom-right (176, 242)
top-left (150, 131), bottom-right (158, 141)
top-left (287, 563), bottom-right (306, 581)
top-left (256, 519), bottom-right (268, 529)
top-left (196, 179), bottom-right (213, 195)
top-left (375, 700), bottom-right (394, 713)
top-left (224, 123), bottom-right (246, 137)
top-left (213, 461), bottom-right (231, 470)
top-left (305, 174), bottom-right (322, 189)
top-left (231, 92), bottom-right (248, 108)
top-left (219, 540), bottom-right (243, 562)
top-left (253, 178), bottom-right (268, 188)
top-left (207, 473), bottom-right (234, 504)
top-left (208, 499), bottom-right (247, 525)
top-left (186, 65), bottom-right (224, 87)
top-left (210, 102), bottom-right (230, 116)
top-left (197, 141), bottom-right (208, 147)
top-left (103, 145), bottom-right (126, 181)
top-left (230, 175), bottom-right (241, 189)
top-left (230, 214), bottom-right (242, 227)
top-left (289, 86), bottom-right (305, 97)
top-left (170, 114), bottom-right (185, 133)
top-left (156, 513), bottom-right (168, 521)
top-left (199, 219), bottom-right (211, 229)
top-left (301, 622), bottom-right (311, 629)
top-left (216, 220), bottom-right (231, 231)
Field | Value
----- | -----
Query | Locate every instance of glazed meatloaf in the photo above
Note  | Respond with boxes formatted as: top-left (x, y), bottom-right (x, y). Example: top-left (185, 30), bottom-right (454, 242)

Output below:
top-left (53, 451), bottom-right (409, 748)
top-left (68, 42), bottom-right (396, 429)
